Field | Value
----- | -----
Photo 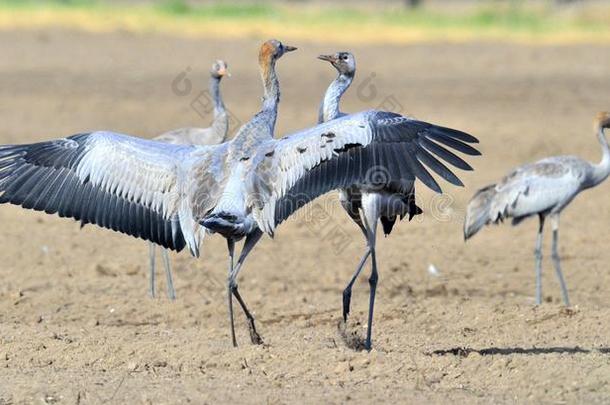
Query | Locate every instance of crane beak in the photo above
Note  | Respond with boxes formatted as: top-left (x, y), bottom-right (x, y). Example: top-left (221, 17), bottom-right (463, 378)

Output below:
top-left (284, 45), bottom-right (297, 52)
top-left (317, 54), bottom-right (337, 63)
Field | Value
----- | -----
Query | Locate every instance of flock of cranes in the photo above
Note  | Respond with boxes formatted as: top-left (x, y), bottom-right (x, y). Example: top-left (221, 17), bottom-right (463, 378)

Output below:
top-left (148, 59), bottom-right (231, 301)
top-left (0, 39), bottom-right (608, 351)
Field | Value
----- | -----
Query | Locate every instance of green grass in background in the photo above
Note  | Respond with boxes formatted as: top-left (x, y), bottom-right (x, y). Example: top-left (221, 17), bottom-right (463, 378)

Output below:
top-left (0, 0), bottom-right (98, 7)
top-left (156, 1), bottom-right (610, 35)
top-left (157, 0), bottom-right (275, 18)
top-left (0, 0), bottom-right (608, 41)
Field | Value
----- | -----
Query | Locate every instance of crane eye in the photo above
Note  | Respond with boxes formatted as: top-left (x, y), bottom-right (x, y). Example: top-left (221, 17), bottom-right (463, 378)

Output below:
top-left (341, 55), bottom-right (348, 60)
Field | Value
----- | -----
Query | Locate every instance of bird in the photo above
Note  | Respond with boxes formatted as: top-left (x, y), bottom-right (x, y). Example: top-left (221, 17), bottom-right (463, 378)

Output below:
top-left (0, 39), bottom-right (294, 348)
top-left (146, 59), bottom-right (231, 301)
top-left (317, 52), bottom-right (355, 124)
top-left (155, 60), bottom-right (231, 146)
top-left (317, 51), bottom-right (417, 327)
top-left (316, 52), bottom-right (473, 341)
top-left (464, 112), bottom-right (610, 306)
top-left (0, 39), bottom-right (479, 350)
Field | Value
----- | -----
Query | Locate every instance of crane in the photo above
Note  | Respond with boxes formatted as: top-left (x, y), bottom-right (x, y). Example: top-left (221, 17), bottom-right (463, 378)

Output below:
top-left (464, 112), bottom-right (610, 306)
top-left (317, 52), bottom-right (425, 324)
top-left (315, 51), bottom-right (478, 348)
top-left (147, 59), bottom-right (231, 301)
top-left (0, 40), bottom-right (479, 349)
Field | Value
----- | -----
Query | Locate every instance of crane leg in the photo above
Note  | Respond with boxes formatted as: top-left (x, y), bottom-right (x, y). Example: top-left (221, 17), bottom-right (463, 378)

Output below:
top-left (148, 242), bottom-right (156, 299)
top-left (360, 196), bottom-right (380, 352)
top-left (161, 248), bottom-right (176, 301)
top-left (550, 215), bottom-right (570, 306)
top-left (226, 239), bottom-right (238, 347)
top-left (342, 248), bottom-right (371, 322)
top-left (365, 224), bottom-right (378, 352)
top-left (534, 215), bottom-right (545, 305)
top-left (229, 229), bottom-right (264, 345)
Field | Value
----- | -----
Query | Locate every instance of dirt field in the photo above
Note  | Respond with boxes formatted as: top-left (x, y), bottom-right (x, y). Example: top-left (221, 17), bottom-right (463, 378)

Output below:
top-left (0, 29), bottom-right (609, 404)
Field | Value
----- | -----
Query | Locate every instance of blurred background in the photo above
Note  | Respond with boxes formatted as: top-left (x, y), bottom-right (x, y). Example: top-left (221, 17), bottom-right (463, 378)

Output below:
top-left (0, 0), bottom-right (609, 403)
top-left (1, 0), bottom-right (609, 44)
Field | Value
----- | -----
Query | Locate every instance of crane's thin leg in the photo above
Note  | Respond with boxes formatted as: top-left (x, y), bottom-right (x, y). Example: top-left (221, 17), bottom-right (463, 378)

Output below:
top-left (226, 239), bottom-right (237, 347)
top-left (342, 248), bottom-right (371, 322)
top-left (361, 196), bottom-right (380, 352)
top-left (230, 229), bottom-right (264, 345)
top-left (534, 215), bottom-right (545, 305)
top-left (550, 214), bottom-right (570, 306)
top-left (161, 248), bottom-right (176, 301)
top-left (364, 222), bottom-right (378, 352)
top-left (148, 242), bottom-right (156, 299)
top-left (340, 195), bottom-right (371, 322)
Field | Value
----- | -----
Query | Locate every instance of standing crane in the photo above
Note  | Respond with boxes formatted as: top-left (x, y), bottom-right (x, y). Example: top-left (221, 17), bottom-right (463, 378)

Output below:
top-left (317, 52), bottom-right (426, 325)
top-left (464, 112), bottom-right (610, 306)
top-left (0, 40), bottom-right (479, 349)
top-left (147, 60), bottom-right (231, 301)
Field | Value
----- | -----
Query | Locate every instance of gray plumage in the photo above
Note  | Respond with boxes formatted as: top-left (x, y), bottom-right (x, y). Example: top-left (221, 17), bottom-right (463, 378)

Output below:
top-left (313, 52), bottom-right (478, 350)
top-left (0, 132), bottom-right (194, 251)
top-left (155, 60), bottom-right (230, 146)
top-left (147, 60), bottom-right (231, 301)
top-left (0, 40), bottom-right (479, 349)
top-left (317, 53), bottom-right (353, 124)
top-left (464, 112), bottom-right (610, 306)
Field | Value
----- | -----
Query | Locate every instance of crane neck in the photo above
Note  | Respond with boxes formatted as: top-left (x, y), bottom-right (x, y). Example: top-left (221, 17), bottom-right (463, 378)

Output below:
top-left (209, 75), bottom-right (226, 116)
top-left (260, 59), bottom-right (280, 133)
top-left (319, 72), bottom-right (353, 123)
top-left (209, 75), bottom-right (229, 142)
top-left (590, 126), bottom-right (610, 186)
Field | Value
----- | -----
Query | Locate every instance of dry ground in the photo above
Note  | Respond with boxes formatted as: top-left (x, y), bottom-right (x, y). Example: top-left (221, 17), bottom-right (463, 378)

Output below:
top-left (0, 29), bottom-right (609, 404)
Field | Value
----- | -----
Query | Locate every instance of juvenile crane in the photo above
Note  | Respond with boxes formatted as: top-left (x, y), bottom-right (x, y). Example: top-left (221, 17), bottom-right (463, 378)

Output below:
top-left (147, 60), bottom-right (231, 301)
top-left (0, 40), bottom-right (479, 349)
top-left (464, 112), bottom-right (610, 306)
top-left (317, 52), bottom-right (444, 330)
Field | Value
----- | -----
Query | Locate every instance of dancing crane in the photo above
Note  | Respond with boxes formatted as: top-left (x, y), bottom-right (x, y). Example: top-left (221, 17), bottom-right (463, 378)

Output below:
top-left (316, 52), bottom-right (478, 348)
top-left (0, 40), bottom-right (479, 349)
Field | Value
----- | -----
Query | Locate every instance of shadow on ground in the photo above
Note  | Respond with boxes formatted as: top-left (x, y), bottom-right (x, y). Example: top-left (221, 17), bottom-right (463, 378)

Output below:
top-left (428, 346), bottom-right (610, 357)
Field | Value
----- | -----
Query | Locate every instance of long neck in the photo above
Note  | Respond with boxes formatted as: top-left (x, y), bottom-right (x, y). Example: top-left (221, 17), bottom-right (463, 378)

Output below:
top-left (209, 75), bottom-right (225, 116)
top-left (319, 73), bottom-right (353, 123)
top-left (589, 127), bottom-right (610, 186)
top-left (209, 75), bottom-right (228, 141)
top-left (260, 59), bottom-right (280, 133)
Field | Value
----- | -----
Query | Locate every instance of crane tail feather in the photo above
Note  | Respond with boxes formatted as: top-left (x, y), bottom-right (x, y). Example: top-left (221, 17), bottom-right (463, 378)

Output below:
top-left (464, 184), bottom-right (497, 240)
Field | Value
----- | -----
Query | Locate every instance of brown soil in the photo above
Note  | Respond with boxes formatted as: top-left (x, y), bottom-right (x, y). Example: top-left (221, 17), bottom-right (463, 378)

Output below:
top-left (0, 30), bottom-right (609, 404)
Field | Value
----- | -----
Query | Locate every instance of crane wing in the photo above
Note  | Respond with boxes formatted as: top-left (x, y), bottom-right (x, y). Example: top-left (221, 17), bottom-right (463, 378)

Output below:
top-left (0, 131), bottom-right (224, 254)
top-left (247, 110), bottom-right (480, 234)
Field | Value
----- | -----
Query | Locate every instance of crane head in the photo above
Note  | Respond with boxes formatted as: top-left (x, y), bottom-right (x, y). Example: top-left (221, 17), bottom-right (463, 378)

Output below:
top-left (318, 52), bottom-right (356, 77)
top-left (258, 39), bottom-right (297, 67)
top-left (594, 111), bottom-right (610, 131)
top-left (211, 60), bottom-right (230, 78)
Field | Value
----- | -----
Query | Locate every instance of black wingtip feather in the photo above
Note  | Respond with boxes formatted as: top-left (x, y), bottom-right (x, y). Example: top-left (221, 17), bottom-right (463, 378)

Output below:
top-left (418, 138), bottom-right (474, 171)
top-left (435, 126), bottom-right (479, 144)
top-left (426, 131), bottom-right (481, 156)
top-left (415, 147), bottom-right (463, 186)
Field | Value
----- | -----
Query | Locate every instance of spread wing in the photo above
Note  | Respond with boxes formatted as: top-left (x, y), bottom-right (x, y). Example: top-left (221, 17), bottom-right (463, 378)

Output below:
top-left (0, 131), bottom-right (225, 254)
top-left (247, 110), bottom-right (480, 234)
